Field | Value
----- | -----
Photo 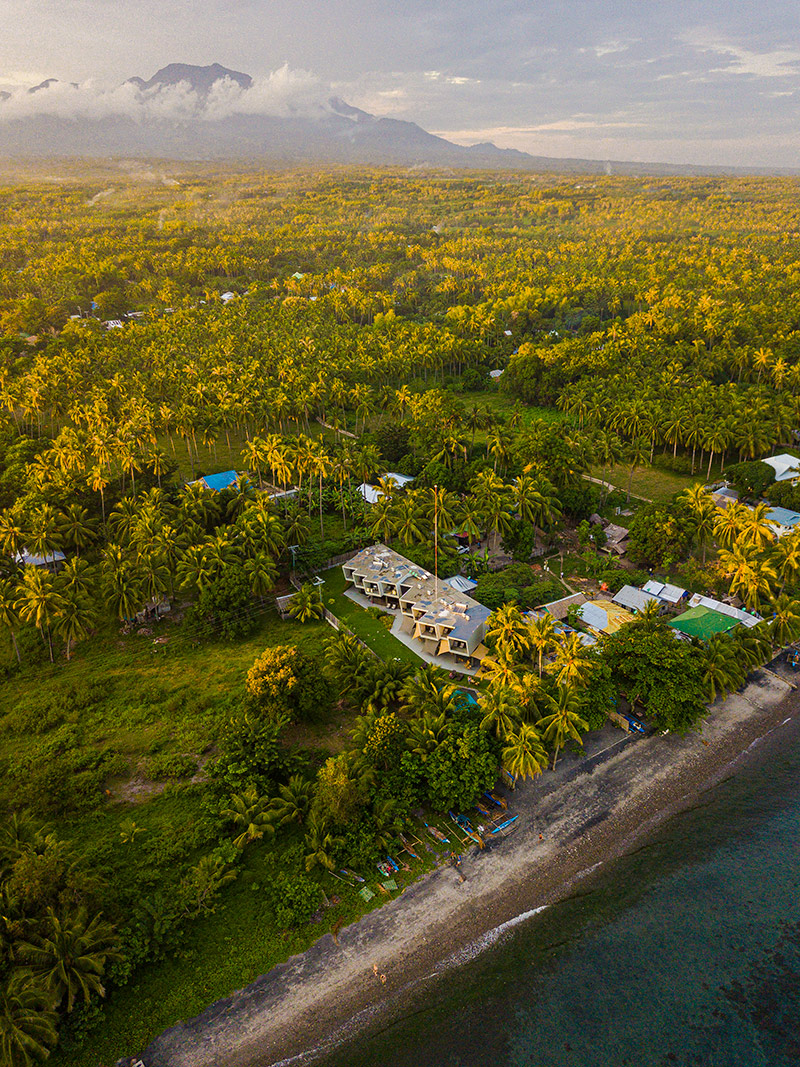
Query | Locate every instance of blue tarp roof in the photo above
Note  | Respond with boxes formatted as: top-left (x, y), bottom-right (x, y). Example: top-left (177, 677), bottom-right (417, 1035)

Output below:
top-left (201, 470), bottom-right (239, 492)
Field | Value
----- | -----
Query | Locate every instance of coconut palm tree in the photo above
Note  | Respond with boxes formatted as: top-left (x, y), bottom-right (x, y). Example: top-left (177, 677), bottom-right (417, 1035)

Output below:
top-left (303, 814), bottom-right (342, 875)
top-left (53, 584), bottom-right (96, 661)
top-left (271, 775), bottom-right (315, 828)
top-left (548, 632), bottom-right (595, 689)
top-left (681, 484), bottom-right (717, 565)
top-left (480, 646), bottom-right (523, 691)
top-left (717, 547), bottom-right (776, 612)
top-left (15, 568), bottom-right (63, 663)
top-left (501, 723), bottom-right (549, 781)
top-left (527, 613), bottom-right (558, 677)
top-left (18, 907), bottom-right (119, 1013)
top-left (702, 634), bottom-right (745, 701)
top-left (623, 436), bottom-right (649, 503)
top-left (325, 631), bottom-right (371, 693)
top-left (220, 786), bottom-right (276, 849)
top-left (486, 603), bottom-right (531, 660)
top-left (537, 686), bottom-right (589, 769)
top-left (713, 501), bottom-right (749, 550)
top-left (512, 474), bottom-right (562, 535)
top-left (773, 531), bottom-right (800, 592)
top-left (288, 583), bottom-right (325, 623)
top-left (400, 664), bottom-right (458, 718)
top-left (406, 712), bottom-right (449, 760)
top-left (0, 981), bottom-right (58, 1067)
top-left (766, 594), bottom-right (800, 648)
top-left (0, 579), bottom-right (22, 664)
top-left (477, 686), bottom-right (520, 740)
top-left (740, 502), bottom-right (777, 553)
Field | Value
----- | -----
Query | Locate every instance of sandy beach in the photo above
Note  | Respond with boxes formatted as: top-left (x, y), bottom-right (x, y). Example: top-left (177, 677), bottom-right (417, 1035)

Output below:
top-left (123, 665), bottom-right (799, 1067)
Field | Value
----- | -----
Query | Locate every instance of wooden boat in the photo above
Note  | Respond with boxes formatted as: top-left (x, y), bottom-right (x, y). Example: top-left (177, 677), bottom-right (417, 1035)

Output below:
top-left (424, 821), bottom-right (450, 844)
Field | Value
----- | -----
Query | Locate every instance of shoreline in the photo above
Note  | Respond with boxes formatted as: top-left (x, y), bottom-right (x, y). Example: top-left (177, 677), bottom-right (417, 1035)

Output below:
top-left (128, 667), bottom-right (799, 1067)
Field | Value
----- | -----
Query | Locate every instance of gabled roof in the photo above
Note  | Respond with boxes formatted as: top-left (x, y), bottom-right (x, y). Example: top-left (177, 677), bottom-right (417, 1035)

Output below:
top-left (198, 470), bottom-right (239, 492)
top-left (763, 453), bottom-right (800, 482)
top-left (357, 482), bottom-right (382, 505)
top-left (15, 548), bottom-right (66, 567)
top-left (542, 592), bottom-right (586, 621)
top-left (687, 593), bottom-right (761, 628)
top-left (642, 579), bottom-right (687, 603)
top-left (766, 506), bottom-right (800, 528)
top-left (612, 585), bottom-right (660, 613)
top-left (383, 472), bottom-right (414, 487)
top-left (577, 599), bottom-right (634, 635)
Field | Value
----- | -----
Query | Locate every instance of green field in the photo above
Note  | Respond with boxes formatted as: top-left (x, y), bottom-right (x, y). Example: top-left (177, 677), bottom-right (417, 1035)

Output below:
top-left (587, 463), bottom-right (700, 504)
top-left (319, 566), bottom-right (423, 665)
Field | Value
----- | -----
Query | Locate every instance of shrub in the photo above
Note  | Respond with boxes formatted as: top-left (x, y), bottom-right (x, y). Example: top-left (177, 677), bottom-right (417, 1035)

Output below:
top-left (266, 873), bottom-right (323, 929)
top-left (147, 752), bottom-right (198, 781)
top-left (246, 645), bottom-right (331, 723)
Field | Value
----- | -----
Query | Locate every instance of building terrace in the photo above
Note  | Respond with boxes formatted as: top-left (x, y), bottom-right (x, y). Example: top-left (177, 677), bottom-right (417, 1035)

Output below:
top-left (343, 544), bottom-right (490, 667)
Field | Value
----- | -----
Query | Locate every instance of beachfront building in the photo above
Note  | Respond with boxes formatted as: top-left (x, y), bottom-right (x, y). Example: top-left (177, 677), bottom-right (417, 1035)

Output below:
top-left (669, 594), bottom-right (762, 641)
top-left (668, 606), bottom-right (740, 640)
top-left (342, 544), bottom-right (490, 668)
top-left (765, 506), bottom-right (800, 538)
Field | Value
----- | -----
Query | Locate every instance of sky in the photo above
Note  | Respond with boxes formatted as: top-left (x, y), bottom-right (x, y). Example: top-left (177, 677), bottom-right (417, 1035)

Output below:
top-left (2, 0), bottom-right (800, 167)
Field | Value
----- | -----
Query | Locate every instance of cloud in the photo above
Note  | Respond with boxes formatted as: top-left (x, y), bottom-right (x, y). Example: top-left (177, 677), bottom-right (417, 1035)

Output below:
top-left (0, 64), bottom-right (328, 123)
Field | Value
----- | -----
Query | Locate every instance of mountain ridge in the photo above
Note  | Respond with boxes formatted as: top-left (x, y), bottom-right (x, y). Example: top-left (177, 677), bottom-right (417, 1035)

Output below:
top-left (0, 62), bottom-right (796, 176)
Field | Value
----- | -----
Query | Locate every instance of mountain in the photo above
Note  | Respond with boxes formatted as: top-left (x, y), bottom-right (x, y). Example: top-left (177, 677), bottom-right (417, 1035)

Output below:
top-left (0, 63), bottom-right (794, 175)
top-left (140, 62), bottom-right (253, 95)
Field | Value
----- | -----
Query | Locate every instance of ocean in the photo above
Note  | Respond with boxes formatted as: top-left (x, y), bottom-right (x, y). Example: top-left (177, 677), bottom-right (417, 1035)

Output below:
top-left (319, 710), bottom-right (800, 1067)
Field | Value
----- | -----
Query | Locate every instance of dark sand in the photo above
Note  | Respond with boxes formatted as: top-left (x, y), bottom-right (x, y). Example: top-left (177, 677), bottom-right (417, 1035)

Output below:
top-left (125, 667), bottom-right (798, 1067)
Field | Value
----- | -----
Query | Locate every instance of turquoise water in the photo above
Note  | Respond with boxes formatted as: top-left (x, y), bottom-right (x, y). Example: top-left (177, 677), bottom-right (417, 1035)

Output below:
top-left (320, 712), bottom-right (800, 1067)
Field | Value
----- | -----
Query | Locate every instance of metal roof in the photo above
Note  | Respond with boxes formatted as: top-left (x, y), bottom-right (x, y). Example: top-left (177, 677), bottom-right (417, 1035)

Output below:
top-left (612, 585), bottom-right (659, 612)
top-left (766, 506), bottom-right (800, 528)
top-left (198, 470), bottom-right (239, 492)
top-left (763, 453), bottom-right (800, 481)
top-left (688, 594), bottom-right (761, 628)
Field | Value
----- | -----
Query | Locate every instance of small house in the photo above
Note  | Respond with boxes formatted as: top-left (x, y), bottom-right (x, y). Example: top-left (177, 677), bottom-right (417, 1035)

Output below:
top-left (14, 548), bottom-right (66, 572)
top-left (190, 470), bottom-right (241, 493)
top-left (612, 584), bottom-right (663, 614)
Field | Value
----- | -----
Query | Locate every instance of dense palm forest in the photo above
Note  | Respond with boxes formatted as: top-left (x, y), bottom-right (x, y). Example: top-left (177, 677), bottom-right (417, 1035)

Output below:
top-left (2, 165), bottom-right (800, 1064)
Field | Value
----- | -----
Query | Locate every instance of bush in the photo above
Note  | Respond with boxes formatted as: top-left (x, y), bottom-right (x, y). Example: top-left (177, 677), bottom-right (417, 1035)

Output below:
top-left (246, 645), bottom-right (331, 723)
top-left (266, 872), bottom-right (323, 929)
top-left (147, 752), bottom-right (198, 781)
top-left (183, 564), bottom-right (255, 641)
top-left (723, 460), bottom-right (775, 499)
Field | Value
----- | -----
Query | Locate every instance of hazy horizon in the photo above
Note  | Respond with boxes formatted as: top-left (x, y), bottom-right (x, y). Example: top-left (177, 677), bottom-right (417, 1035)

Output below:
top-left (2, 2), bottom-right (799, 168)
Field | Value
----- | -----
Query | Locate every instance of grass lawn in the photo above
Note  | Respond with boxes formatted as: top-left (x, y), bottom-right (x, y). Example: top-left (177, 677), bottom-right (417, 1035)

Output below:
top-left (587, 462), bottom-right (699, 504)
top-left (319, 566), bottom-right (424, 666)
top-left (465, 388), bottom-right (565, 427)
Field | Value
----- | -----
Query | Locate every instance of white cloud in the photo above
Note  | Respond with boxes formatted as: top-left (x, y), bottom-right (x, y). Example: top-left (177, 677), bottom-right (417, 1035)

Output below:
top-left (0, 64), bottom-right (329, 124)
